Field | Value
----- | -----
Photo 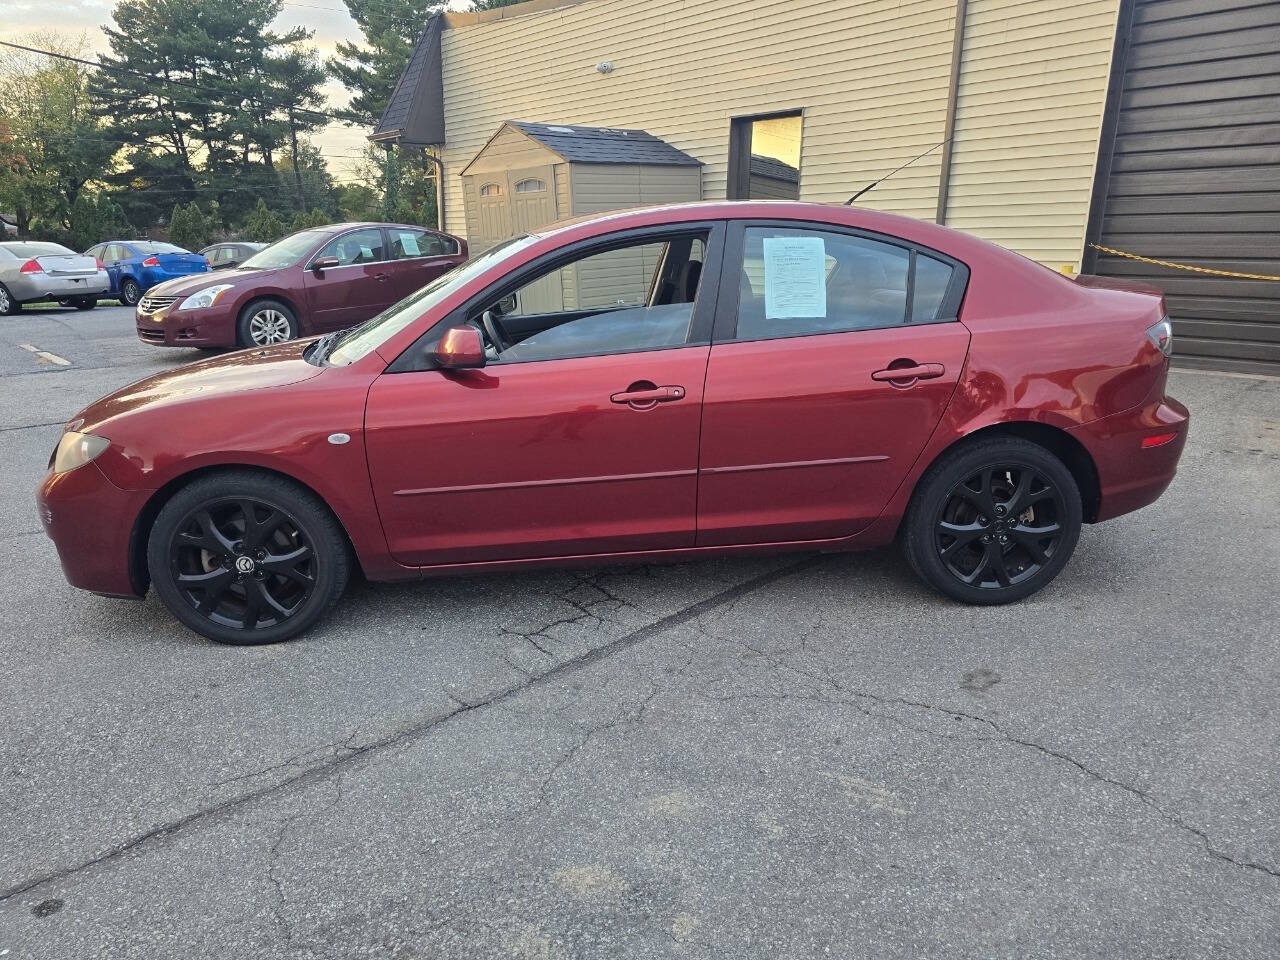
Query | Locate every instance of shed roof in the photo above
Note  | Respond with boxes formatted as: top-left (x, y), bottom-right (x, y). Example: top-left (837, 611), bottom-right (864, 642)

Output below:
top-left (509, 121), bottom-right (702, 167)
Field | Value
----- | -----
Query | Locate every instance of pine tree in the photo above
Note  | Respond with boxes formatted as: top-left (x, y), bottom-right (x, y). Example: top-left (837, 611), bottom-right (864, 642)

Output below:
top-left (328, 0), bottom-right (446, 126)
top-left (242, 198), bottom-right (285, 243)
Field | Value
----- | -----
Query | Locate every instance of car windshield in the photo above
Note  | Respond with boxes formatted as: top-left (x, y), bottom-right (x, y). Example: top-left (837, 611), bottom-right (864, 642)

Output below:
top-left (326, 235), bottom-right (539, 367)
top-left (132, 242), bottom-right (186, 254)
top-left (2, 242), bottom-right (76, 257)
top-left (239, 230), bottom-right (329, 271)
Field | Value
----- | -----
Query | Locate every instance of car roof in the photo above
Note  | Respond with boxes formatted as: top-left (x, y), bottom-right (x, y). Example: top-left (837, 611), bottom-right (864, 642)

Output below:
top-left (529, 200), bottom-right (1054, 276)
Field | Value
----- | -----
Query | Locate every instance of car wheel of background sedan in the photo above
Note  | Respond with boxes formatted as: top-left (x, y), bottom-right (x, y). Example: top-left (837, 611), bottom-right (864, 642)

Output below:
top-left (238, 300), bottom-right (298, 348)
top-left (120, 278), bottom-right (142, 306)
top-left (147, 471), bottom-right (350, 645)
top-left (903, 437), bottom-right (1082, 605)
top-left (72, 297), bottom-right (97, 310)
top-left (0, 284), bottom-right (19, 315)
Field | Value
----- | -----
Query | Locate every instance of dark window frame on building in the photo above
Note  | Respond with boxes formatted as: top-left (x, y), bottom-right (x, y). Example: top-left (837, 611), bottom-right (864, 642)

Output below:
top-left (727, 109), bottom-right (804, 200)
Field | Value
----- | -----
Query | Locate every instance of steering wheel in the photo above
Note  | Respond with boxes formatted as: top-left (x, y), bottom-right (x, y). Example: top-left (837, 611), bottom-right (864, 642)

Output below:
top-left (480, 309), bottom-right (509, 353)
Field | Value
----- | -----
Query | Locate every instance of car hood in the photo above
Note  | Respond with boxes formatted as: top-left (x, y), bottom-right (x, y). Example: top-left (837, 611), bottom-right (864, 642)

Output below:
top-left (74, 339), bottom-right (322, 433)
top-left (146, 267), bottom-right (283, 297)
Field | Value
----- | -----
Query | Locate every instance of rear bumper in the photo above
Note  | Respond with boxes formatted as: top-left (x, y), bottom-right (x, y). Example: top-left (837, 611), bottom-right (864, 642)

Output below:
top-left (10, 272), bottom-right (110, 302)
top-left (37, 461), bottom-right (149, 597)
top-left (1071, 394), bottom-right (1190, 522)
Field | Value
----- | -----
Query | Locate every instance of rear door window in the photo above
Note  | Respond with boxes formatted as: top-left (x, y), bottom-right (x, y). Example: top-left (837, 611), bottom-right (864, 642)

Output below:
top-left (388, 228), bottom-right (458, 260)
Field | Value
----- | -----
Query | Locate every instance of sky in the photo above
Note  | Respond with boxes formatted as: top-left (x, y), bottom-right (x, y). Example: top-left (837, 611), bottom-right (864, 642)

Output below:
top-left (0, 0), bottom-right (472, 184)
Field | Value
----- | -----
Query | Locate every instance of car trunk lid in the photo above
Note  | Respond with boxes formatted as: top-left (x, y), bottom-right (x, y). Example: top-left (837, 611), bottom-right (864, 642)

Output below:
top-left (34, 254), bottom-right (99, 277)
top-left (152, 252), bottom-right (207, 274)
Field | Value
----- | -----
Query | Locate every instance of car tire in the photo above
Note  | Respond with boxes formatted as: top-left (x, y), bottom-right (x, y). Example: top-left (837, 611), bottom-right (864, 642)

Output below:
top-left (0, 284), bottom-right (20, 315)
top-left (237, 299), bottom-right (299, 348)
top-left (147, 471), bottom-right (350, 645)
top-left (73, 297), bottom-right (97, 310)
top-left (902, 437), bottom-right (1082, 605)
top-left (120, 278), bottom-right (142, 306)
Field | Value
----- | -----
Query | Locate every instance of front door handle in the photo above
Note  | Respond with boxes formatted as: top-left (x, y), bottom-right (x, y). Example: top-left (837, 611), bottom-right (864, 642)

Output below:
top-left (871, 362), bottom-right (945, 386)
top-left (610, 383), bottom-right (686, 409)
top-left (374, 272), bottom-right (390, 282)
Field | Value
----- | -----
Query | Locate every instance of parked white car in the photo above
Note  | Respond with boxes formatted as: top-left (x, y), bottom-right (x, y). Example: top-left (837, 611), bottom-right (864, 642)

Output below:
top-left (0, 242), bottom-right (110, 315)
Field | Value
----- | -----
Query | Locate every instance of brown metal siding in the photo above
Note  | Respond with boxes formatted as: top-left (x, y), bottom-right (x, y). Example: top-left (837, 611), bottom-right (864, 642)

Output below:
top-left (1091, 0), bottom-right (1280, 374)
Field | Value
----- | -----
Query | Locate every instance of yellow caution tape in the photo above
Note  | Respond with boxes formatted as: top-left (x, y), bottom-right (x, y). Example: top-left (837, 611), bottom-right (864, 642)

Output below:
top-left (1089, 243), bottom-right (1280, 282)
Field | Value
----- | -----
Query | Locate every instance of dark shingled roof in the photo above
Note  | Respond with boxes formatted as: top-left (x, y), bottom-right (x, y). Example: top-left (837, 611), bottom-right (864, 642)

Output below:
top-left (370, 14), bottom-right (445, 146)
top-left (510, 121), bottom-right (702, 166)
top-left (749, 154), bottom-right (800, 183)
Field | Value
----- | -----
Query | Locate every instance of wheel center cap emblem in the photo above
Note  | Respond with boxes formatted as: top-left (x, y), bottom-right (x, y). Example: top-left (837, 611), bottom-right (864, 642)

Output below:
top-left (235, 556), bottom-right (255, 574)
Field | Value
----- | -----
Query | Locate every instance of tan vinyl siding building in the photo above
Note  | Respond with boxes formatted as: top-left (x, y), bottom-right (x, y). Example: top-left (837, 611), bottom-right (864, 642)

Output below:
top-left (419, 0), bottom-right (1120, 272)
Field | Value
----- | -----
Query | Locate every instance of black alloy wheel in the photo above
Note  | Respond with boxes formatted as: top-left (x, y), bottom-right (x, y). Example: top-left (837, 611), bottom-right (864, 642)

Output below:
top-left (148, 472), bottom-right (349, 644)
top-left (935, 464), bottom-right (1065, 589)
top-left (904, 438), bottom-right (1082, 604)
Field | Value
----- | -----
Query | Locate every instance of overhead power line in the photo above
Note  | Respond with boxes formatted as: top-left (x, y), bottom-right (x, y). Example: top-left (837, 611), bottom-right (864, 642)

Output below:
top-left (0, 39), bottom-right (359, 126)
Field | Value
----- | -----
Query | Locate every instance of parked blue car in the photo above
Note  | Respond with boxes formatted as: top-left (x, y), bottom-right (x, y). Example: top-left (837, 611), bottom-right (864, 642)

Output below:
top-left (82, 241), bottom-right (209, 306)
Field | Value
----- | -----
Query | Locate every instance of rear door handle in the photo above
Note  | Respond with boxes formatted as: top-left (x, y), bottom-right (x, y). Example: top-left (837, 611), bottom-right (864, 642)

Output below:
top-left (610, 384), bottom-right (686, 408)
top-left (871, 362), bottom-right (945, 384)
top-left (374, 273), bottom-right (390, 282)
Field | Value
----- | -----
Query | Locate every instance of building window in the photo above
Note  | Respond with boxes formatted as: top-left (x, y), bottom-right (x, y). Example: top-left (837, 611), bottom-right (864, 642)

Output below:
top-left (514, 178), bottom-right (546, 193)
top-left (728, 110), bottom-right (803, 201)
top-left (479, 182), bottom-right (504, 197)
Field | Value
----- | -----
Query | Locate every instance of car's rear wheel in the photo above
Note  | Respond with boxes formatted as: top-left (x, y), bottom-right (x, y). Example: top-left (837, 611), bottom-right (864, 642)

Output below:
top-left (120, 278), bottom-right (141, 306)
top-left (238, 299), bottom-right (298, 348)
top-left (903, 437), bottom-right (1082, 604)
top-left (0, 284), bottom-right (19, 315)
top-left (147, 472), bottom-right (350, 645)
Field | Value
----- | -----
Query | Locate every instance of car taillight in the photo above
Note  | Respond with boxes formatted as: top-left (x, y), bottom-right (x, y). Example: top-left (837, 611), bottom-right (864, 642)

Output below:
top-left (204, 257), bottom-right (211, 267)
top-left (142, 256), bottom-right (159, 267)
top-left (1146, 317), bottom-right (1173, 357)
top-left (95, 258), bottom-right (105, 270)
top-left (19, 259), bottom-right (42, 274)
top-left (1141, 432), bottom-right (1179, 449)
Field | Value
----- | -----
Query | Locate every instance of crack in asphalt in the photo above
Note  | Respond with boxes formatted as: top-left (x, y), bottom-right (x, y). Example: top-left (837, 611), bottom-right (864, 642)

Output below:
top-left (0, 556), bottom-right (822, 905)
top-left (697, 618), bottom-right (1280, 881)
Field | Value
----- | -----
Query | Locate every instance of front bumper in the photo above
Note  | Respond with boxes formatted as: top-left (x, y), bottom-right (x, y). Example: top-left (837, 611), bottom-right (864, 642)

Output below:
top-left (10, 271), bottom-right (109, 303)
top-left (136, 302), bottom-right (237, 348)
top-left (1071, 394), bottom-right (1190, 522)
top-left (38, 461), bottom-right (150, 597)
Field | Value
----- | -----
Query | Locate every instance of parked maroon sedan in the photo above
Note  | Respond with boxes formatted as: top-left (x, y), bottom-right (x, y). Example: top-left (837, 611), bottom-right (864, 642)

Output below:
top-left (40, 202), bottom-right (1188, 645)
top-left (135, 223), bottom-right (467, 348)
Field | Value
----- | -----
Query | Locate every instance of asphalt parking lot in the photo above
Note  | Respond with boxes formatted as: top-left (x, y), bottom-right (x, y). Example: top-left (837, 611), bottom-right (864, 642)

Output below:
top-left (1, 302), bottom-right (1278, 958)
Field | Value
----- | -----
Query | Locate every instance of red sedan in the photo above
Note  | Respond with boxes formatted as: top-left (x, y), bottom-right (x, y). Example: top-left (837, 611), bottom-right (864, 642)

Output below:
top-left (134, 222), bottom-right (466, 349)
top-left (39, 202), bottom-right (1188, 644)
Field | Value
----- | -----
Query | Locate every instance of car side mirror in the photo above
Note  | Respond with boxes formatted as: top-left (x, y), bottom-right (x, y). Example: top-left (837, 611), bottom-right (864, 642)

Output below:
top-left (434, 324), bottom-right (486, 369)
top-left (496, 292), bottom-right (518, 316)
top-left (311, 256), bottom-right (339, 274)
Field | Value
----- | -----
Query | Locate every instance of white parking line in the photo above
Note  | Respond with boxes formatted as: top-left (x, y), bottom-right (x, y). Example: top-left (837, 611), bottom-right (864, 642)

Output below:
top-left (16, 343), bottom-right (71, 366)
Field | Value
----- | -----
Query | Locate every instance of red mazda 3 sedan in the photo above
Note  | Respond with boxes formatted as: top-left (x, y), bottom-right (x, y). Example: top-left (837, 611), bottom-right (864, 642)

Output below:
top-left (38, 202), bottom-right (1189, 644)
top-left (134, 222), bottom-right (466, 349)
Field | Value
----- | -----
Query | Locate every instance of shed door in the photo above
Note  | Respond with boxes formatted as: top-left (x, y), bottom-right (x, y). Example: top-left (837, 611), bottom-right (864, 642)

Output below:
top-left (1088, 0), bottom-right (1280, 374)
top-left (506, 165), bottom-right (562, 314)
top-left (470, 176), bottom-right (513, 255)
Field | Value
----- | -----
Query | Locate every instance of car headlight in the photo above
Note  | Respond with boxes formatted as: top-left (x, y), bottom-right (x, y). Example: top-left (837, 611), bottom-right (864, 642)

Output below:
top-left (178, 284), bottom-right (234, 311)
top-left (51, 431), bottom-right (111, 474)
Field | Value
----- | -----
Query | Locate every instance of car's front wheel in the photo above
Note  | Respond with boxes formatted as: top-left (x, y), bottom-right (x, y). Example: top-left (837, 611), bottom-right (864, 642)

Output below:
top-left (147, 471), bottom-right (350, 644)
top-left (120, 278), bottom-right (142, 306)
top-left (238, 299), bottom-right (298, 348)
top-left (903, 437), bottom-right (1082, 605)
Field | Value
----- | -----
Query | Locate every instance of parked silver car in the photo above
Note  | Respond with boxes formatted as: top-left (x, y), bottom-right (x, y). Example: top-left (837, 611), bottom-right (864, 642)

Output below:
top-left (0, 242), bottom-right (109, 315)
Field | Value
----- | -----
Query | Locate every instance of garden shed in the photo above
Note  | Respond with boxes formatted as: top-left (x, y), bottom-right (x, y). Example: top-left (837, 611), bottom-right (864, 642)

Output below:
top-left (459, 120), bottom-right (703, 255)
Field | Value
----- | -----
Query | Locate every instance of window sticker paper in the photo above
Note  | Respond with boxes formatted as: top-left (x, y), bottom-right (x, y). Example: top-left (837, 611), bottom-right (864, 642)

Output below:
top-left (400, 233), bottom-right (420, 256)
top-left (763, 236), bottom-right (827, 319)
